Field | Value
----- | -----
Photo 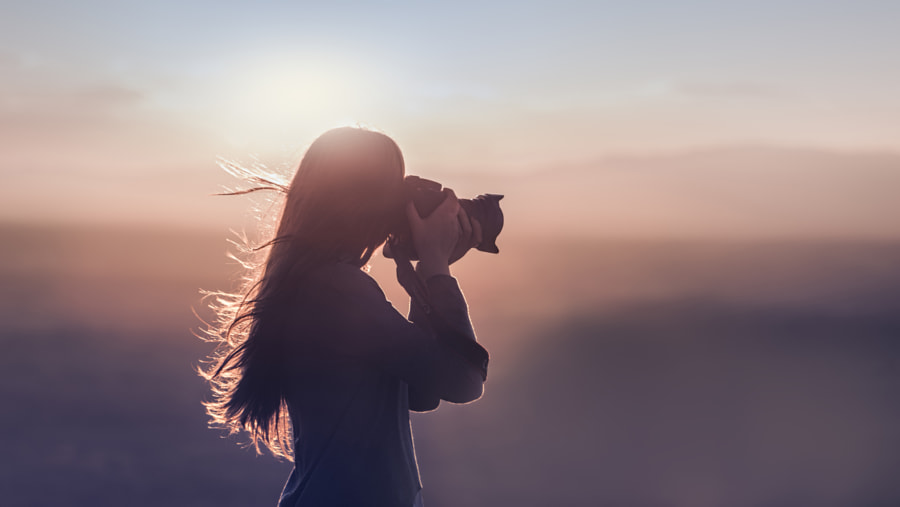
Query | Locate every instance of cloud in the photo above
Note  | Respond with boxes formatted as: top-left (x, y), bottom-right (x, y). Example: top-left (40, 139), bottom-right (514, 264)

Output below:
top-left (439, 145), bottom-right (900, 241)
top-left (676, 81), bottom-right (789, 100)
top-left (0, 61), bottom-right (145, 125)
top-left (0, 51), bottom-right (218, 173)
top-left (0, 50), bottom-right (20, 68)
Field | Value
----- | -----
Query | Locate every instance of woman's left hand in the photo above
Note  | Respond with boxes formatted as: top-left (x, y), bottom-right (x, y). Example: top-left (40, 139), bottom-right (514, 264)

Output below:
top-left (448, 206), bottom-right (482, 265)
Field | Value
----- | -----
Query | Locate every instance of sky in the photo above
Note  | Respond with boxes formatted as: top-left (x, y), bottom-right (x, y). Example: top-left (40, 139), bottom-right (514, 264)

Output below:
top-left (1, 0), bottom-right (899, 234)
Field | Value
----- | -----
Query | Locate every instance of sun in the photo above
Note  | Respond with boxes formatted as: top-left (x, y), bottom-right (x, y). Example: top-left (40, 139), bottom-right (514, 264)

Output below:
top-left (248, 66), bottom-right (356, 117)
top-left (221, 53), bottom-right (380, 145)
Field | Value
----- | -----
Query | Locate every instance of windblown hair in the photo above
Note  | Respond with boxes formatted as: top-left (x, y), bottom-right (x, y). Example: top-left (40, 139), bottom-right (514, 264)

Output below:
top-left (199, 127), bottom-right (406, 458)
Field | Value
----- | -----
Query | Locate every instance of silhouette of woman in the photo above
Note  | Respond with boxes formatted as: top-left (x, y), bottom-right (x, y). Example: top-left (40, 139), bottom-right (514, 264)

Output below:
top-left (201, 127), bottom-right (489, 506)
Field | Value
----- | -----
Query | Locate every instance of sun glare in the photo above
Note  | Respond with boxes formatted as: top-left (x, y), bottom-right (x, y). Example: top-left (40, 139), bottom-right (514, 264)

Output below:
top-left (249, 68), bottom-right (354, 116)
top-left (220, 54), bottom-right (382, 146)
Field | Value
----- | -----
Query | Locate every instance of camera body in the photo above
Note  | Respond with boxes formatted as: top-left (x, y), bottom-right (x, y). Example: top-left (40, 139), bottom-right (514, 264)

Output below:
top-left (390, 176), bottom-right (504, 260)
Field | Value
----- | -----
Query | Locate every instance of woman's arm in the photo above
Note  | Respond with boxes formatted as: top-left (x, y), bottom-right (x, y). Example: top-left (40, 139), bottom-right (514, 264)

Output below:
top-left (302, 191), bottom-right (488, 404)
top-left (314, 266), bottom-right (486, 404)
top-left (406, 272), bottom-right (482, 411)
top-left (405, 192), bottom-right (485, 409)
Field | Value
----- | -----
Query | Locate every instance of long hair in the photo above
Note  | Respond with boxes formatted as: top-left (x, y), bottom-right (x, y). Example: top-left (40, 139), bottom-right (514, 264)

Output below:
top-left (199, 127), bottom-right (406, 458)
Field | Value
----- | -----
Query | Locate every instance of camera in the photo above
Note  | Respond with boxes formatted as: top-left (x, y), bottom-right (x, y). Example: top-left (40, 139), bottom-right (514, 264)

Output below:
top-left (389, 175), bottom-right (504, 260)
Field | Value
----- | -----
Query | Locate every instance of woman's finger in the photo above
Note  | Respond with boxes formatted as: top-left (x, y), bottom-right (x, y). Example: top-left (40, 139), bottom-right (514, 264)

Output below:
top-left (435, 189), bottom-right (460, 217)
top-left (406, 201), bottom-right (423, 229)
top-left (458, 206), bottom-right (472, 246)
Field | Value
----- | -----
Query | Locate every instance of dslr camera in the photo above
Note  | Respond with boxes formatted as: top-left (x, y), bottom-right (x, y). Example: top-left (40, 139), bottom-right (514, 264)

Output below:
top-left (389, 175), bottom-right (504, 260)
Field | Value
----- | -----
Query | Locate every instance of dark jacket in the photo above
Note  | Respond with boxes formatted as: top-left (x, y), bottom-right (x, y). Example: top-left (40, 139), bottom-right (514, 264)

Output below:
top-left (277, 262), bottom-right (488, 507)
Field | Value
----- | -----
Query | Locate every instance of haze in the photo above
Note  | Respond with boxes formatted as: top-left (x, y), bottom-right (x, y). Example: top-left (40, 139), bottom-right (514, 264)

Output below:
top-left (2, 1), bottom-right (899, 237)
top-left (4, 3), bottom-right (900, 505)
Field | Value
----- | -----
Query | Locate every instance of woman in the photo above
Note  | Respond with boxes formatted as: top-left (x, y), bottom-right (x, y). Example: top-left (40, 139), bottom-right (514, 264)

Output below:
top-left (201, 127), bottom-right (489, 506)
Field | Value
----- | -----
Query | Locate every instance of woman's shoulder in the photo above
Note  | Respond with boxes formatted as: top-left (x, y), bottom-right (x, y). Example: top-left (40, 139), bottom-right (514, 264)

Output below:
top-left (298, 261), bottom-right (386, 301)
top-left (284, 262), bottom-right (398, 351)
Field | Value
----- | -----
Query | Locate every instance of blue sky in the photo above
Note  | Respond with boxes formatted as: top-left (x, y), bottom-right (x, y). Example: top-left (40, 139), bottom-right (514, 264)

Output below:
top-left (1, 1), bottom-right (899, 229)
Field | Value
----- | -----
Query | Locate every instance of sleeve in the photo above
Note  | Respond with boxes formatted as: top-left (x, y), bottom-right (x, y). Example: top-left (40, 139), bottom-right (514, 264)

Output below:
top-left (406, 293), bottom-right (442, 412)
top-left (316, 267), bottom-right (488, 405)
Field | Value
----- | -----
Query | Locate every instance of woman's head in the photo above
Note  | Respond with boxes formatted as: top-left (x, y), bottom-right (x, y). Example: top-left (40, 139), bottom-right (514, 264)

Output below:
top-left (276, 127), bottom-right (406, 267)
top-left (201, 126), bottom-right (405, 458)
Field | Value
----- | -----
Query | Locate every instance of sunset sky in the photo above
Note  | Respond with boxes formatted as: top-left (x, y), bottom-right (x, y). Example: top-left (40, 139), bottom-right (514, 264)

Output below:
top-left (2, 1), bottom-right (899, 235)
top-left (5, 8), bottom-right (900, 501)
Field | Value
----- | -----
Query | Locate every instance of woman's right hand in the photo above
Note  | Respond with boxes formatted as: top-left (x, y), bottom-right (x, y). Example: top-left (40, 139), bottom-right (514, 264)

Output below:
top-left (407, 190), bottom-right (461, 279)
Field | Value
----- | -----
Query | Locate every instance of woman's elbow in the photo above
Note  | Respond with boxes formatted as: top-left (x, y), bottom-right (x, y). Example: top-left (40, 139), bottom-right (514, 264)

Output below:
top-left (443, 368), bottom-right (485, 404)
